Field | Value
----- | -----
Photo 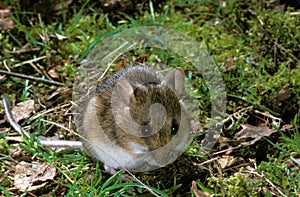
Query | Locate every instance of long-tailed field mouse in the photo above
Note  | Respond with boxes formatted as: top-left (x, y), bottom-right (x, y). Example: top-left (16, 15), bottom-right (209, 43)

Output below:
top-left (79, 65), bottom-right (191, 172)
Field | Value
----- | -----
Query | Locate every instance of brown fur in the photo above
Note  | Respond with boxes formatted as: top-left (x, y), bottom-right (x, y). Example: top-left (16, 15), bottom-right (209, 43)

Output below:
top-left (79, 65), bottom-right (191, 170)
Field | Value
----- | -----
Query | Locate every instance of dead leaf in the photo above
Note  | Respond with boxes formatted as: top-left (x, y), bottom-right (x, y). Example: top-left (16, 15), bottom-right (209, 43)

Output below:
top-left (272, 87), bottom-right (291, 102)
top-left (48, 69), bottom-right (60, 79)
top-left (234, 124), bottom-right (276, 146)
top-left (0, 2), bottom-right (10, 18)
top-left (14, 161), bottom-right (56, 192)
top-left (0, 2), bottom-right (14, 30)
top-left (218, 155), bottom-right (244, 169)
top-left (280, 124), bottom-right (293, 131)
top-left (218, 136), bottom-right (231, 148)
top-left (53, 33), bottom-right (68, 40)
top-left (192, 181), bottom-right (212, 197)
top-left (11, 100), bottom-right (35, 123)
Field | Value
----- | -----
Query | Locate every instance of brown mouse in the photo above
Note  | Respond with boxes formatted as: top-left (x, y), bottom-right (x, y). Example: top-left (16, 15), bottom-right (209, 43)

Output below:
top-left (79, 65), bottom-right (191, 172)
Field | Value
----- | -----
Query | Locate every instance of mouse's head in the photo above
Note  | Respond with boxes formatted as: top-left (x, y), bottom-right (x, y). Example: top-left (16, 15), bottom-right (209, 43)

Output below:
top-left (111, 67), bottom-right (190, 154)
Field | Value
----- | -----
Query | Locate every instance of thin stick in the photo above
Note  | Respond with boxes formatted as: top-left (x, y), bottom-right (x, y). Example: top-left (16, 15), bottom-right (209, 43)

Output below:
top-left (30, 103), bottom-right (71, 121)
top-left (2, 96), bottom-right (30, 138)
top-left (4, 47), bottom-right (41, 54)
top-left (0, 69), bottom-right (64, 86)
top-left (38, 139), bottom-right (82, 148)
top-left (14, 55), bottom-right (48, 67)
top-left (2, 96), bottom-right (82, 148)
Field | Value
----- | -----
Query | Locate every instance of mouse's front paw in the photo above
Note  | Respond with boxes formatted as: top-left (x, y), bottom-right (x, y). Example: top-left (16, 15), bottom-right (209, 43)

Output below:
top-left (104, 165), bottom-right (133, 182)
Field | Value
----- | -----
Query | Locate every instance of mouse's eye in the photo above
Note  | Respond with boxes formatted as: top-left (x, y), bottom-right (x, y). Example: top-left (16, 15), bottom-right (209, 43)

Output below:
top-left (171, 121), bottom-right (179, 135)
top-left (141, 124), bottom-right (152, 137)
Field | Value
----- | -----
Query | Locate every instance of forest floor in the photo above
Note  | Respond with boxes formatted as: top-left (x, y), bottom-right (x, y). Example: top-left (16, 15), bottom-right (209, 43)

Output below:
top-left (0, 0), bottom-right (299, 196)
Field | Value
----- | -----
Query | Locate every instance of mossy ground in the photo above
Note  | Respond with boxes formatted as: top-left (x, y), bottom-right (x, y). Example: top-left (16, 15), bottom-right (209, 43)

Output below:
top-left (0, 0), bottom-right (299, 196)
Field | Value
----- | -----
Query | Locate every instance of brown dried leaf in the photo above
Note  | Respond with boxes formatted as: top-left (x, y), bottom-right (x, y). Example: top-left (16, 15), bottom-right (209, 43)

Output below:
top-left (218, 155), bottom-right (244, 169)
top-left (48, 69), bottom-right (60, 79)
top-left (0, 2), bottom-right (9, 17)
top-left (272, 87), bottom-right (291, 102)
top-left (218, 136), bottom-right (231, 148)
top-left (192, 181), bottom-right (212, 197)
top-left (234, 124), bottom-right (276, 146)
top-left (0, 2), bottom-right (14, 30)
top-left (11, 100), bottom-right (35, 123)
top-left (280, 124), bottom-right (293, 131)
top-left (14, 161), bottom-right (56, 192)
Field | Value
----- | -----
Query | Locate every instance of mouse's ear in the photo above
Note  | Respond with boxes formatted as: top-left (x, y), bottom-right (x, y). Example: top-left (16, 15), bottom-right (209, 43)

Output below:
top-left (167, 67), bottom-right (185, 97)
top-left (116, 77), bottom-right (133, 106)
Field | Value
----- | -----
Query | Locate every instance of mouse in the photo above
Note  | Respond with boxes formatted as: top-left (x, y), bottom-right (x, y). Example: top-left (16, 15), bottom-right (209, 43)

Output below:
top-left (78, 65), bottom-right (191, 172)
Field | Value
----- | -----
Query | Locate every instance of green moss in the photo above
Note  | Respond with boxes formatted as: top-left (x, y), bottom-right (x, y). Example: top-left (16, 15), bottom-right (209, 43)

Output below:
top-left (256, 156), bottom-right (300, 196)
top-left (0, 139), bottom-right (10, 155)
top-left (207, 172), bottom-right (259, 197)
top-left (0, 139), bottom-right (12, 188)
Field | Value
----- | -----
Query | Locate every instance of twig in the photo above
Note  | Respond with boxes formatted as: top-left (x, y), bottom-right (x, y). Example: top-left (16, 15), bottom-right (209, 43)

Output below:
top-left (2, 95), bottom-right (82, 148)
top-left (29, 61), bottom-right (52, 80)
top-left (0, 69), bottom-right (64, 86)
top-left (14, 55), bottom-right (48, 67)
top-left (213, 145), bottom-right (242, 155)
top-left (290, 11), bottom-right (300, 16)
top-left (41, 120), bottom-right (74, 134)
top-left (2, 96), bottom-right (30, 138)
top-left (4, 47), bottom-right (41, 54)
top-left (37, 139), bottom-right (82, 148)
top-left (30, 103), bottom-right (71, 121)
